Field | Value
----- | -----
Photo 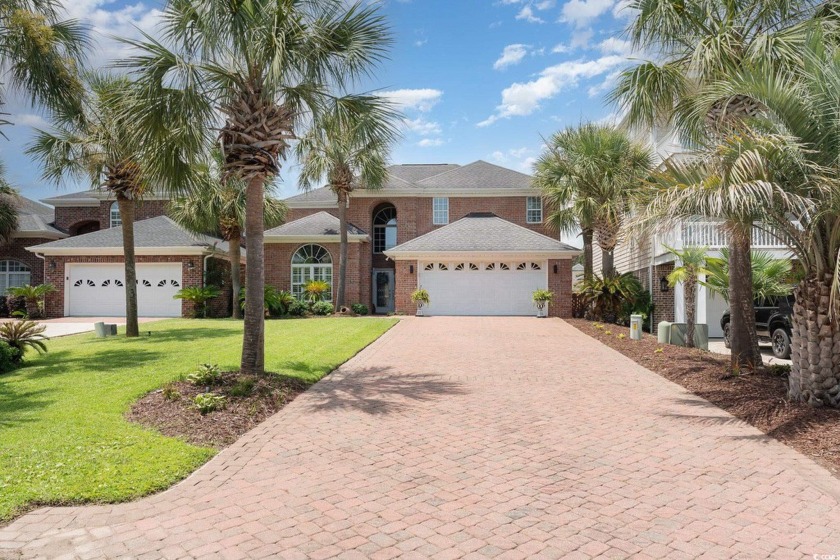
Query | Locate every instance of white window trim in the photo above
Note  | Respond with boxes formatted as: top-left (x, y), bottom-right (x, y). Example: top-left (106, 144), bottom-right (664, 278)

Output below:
top-left (110, 202), bottom-right (122, 228)
top-left (526, 196), bottom-right (543, 224)
top-left (291, 264), bottom-right (333, 302)
top-left (0, 260), bottom-right (31, 295)
top-left (432, 197), bottom-right (449, 225)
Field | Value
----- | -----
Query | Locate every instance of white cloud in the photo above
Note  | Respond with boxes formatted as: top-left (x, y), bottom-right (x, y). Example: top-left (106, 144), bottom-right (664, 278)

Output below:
top-left (599, 37), bottom-right (633, 56)
top-left (418, 138), bottom-right (445, 148)
top-left (559, 0), bottom-right (615, 26)
top-left (494, 44), bottom-right (529, 70)
top-left (535, 0), bottom-right (556, 8)
top-left (59, 0), bottom-right (164, 68)
top-left (587, 69), bottom-right (621, 97)
top-left (516, 6), bottom-right (544, 23)
top-left (403, 117), bottom-right (442, 136)
top-left (478, 55), bottom-right (626, 126)
top-left (570, 28), bottom-right (594, 49)
top-left (379, 89), bottom-right (443, 112)
top-left (489, 147), bottom-right (538, 172)
top-left (12, 114), bottom-right (49, 128)
top-left (414, 39), bottom-right (427, 47)
top-left (552, 43), bottom-right (571, 54)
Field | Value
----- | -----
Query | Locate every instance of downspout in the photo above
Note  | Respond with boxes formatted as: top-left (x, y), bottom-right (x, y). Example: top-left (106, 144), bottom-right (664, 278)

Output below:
top-left (649, 233), bottom-right (655, 334)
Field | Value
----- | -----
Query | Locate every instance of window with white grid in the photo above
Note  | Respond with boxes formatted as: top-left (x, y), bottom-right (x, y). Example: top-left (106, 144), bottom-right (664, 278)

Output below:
top-left (432, 197), bottom-right (449, 225)
top-left (526, 196), bottom-right (543, 224)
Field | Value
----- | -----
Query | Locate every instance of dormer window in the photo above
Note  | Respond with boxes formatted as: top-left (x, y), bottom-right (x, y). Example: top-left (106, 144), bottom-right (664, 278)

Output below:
top-left (110, 202), bottom-right (122, 228)
top-left (526, 196), bottom-right (542, 224)
top-left (433, 197), bottom-right (449, 225)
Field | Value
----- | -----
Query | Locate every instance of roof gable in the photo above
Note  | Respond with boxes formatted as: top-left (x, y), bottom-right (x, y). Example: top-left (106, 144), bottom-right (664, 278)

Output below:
top-left (385, 213), bottom-right (579, 255)
top-left (415, 160), bottom-right (533, 190)
top-left (265, 211), bottom-right (367, 237)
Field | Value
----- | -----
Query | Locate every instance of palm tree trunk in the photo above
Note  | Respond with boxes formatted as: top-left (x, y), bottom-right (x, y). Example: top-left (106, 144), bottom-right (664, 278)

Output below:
top-left (336, 189), bottom-right (348, 308)
top-left (582, 228), bottom-right (593, 281)
top-left (788, 274), bottom-right (840, 406)
top-left (118, 194), bottom-right (139, 337)
top-left (685, 276), bottom-right (696, 349)
top-left (26, 298), bottom-right (39, 320)
top-left (229, 229), bottom-right (242, 320)
top-left (728, 228), bottom-right (761, 372)
top-left (602, 248), bottom-right (615, 277)
top-left (241, 176), bottom-right (265, 375)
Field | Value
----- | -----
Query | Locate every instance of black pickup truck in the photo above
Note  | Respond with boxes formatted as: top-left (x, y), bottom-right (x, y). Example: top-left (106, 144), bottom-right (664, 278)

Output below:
top-left (721, 295), bottom-right (794, 359)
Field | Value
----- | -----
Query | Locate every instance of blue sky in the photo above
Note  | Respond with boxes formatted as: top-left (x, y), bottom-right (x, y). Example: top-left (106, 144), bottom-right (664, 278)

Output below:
top-left (1, 0), bottom-right (636, 203)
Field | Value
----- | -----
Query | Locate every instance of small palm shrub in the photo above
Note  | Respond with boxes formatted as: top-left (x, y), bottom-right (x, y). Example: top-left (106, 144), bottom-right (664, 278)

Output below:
top-left (0, 320), bottom-right (48, 363)
top-left (303, 280), bottom-right (331, 303)
top-left (173, 286), bottom-right (222, 318)
top-left (193, 392), bottom-right (226, 414)
top-left (239, 286), bottom-right (296, 317)
top-left (186, 363), bottom-right (222, 386)
top-left (351, 303), bottom-right (369, 315)
top-left (576, 273), bottom-right (643, 324)
top-left (312, 301), bottom-right (334, 316)
top-left (7, 284), bottom-right (56, 319)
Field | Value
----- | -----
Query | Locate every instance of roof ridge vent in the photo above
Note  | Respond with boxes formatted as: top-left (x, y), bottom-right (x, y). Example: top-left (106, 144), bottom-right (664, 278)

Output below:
top-left (465, 212), bottom-right (497, 218)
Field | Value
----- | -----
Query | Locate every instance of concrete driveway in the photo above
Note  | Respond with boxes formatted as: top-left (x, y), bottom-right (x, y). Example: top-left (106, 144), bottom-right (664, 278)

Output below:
top-left (708, 338), bottom-right (793, 366)
top-left (2, 317), bottom-right (840, 558)
top-left (25, 317), bottom-right (165, 338)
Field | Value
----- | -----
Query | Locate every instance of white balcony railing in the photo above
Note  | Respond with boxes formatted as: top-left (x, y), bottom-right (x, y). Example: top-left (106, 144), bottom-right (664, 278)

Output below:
top-left (655, 219), bottom-right (791, 254)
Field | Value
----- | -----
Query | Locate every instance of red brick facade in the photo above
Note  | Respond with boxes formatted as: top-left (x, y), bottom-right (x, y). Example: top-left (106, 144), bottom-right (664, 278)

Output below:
top-left (0, 237), bottom-right (55, 286)
top-left (54, 199), bottom-right (170, 233)
top-left (264, 241), bottom-right (368, 306)
top-left (630, 262), bottom-right (675, 327)
top-left (42, 254), bottom-right (204, 318)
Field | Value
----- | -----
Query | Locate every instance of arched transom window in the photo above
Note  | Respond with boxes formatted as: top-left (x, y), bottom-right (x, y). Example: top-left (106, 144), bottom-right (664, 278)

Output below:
top-left (0, 260), bottom-right (30, 294)
top-left (109, 202), bottom-right (121, 228)
top-left (373, 206), bottom-right (397, 254)
top-left (291, 244), bottom-right (333, 301)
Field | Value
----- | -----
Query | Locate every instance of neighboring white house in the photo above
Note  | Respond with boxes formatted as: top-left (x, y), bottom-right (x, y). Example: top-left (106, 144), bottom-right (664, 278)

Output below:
top-left (592, 122), bottom-right (793, 337)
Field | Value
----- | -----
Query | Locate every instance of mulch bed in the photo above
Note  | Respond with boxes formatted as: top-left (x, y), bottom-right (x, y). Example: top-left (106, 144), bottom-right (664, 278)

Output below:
top-left (568, 318), bottom-right (840, 476)
top-left (127, 372), bottom-right (311, 448)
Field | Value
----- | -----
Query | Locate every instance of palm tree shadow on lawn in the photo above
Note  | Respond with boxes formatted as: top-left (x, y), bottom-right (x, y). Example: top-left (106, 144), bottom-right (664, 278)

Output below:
top-left (304, 366), bottom-right (468, 415)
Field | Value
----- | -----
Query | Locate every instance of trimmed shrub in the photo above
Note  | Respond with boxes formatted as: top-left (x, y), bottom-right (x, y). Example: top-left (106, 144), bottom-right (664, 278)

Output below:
top-left (193, 393), bottom-right (226, 414)
top-left (312, 301), bottom-right (334, 316)
top-left (0, 340), bottom-right (20, 374)
top-left (186, 363), bottom-right (222, 385)
top-left (351, 303), bottom-right (369, 316)
top-left (287, 300), bottom-right (308, 317)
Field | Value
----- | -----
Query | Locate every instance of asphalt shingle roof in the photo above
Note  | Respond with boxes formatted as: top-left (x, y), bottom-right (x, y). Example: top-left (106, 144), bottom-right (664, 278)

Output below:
top-left (386, 213), bottom-right (579, 254)
top-left (5, 195), bottom-right (65, 236)
top-left (265, 211), bottom-right (367, 237)
top-left (29, 216), bottom-right (231, 251)
top-left (283, 161), bottom-right (535, 204)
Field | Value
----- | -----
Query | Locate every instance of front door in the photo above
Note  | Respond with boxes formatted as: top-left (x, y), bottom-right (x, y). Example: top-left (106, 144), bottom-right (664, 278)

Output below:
top-left (373, 269), bottom-right (395, 314)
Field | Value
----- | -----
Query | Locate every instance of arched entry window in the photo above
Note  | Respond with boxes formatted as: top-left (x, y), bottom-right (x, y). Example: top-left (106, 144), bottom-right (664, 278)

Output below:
top-left (373, 205), bottom-right (397, 253)
top-left (291, 244), bottom-right (333, 301)
top-left (109, 202), bottom-right (121, 228)
top-left (0, 260), bottom-right (30, 294)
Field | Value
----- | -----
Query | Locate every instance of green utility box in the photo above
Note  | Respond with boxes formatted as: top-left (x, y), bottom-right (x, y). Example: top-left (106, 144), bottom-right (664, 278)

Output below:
top-left (657, 322), bottom-right (709, 350)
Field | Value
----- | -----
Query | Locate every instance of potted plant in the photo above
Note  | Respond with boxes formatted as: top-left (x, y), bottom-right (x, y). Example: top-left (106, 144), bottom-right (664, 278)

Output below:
top-left (411, 288), bottom-right (430, 317)
top-left (532, 289), bottom-right (554, 318)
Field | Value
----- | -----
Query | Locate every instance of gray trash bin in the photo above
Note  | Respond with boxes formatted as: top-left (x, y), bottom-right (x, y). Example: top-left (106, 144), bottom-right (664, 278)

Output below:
top-left (630, 314), bottom-right (643, 340)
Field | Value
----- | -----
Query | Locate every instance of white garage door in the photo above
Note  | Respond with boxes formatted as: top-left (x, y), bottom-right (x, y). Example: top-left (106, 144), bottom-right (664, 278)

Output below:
top-left (418, 261), bottom-right (547, 316)
top-left (67, 263), bottom-right (183, 317)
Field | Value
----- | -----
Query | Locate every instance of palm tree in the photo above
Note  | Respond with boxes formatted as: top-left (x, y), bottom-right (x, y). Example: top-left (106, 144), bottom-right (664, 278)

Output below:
top-left (663, 246), bottom-right (709, 348)
top-left (636, 130), bottom-right (813, 372)
top-left (534, 123), bottom-right (652, 278)
top-left (610, 0), bottom-right (827, 141)
top-left (1, 0), bottom-right (87, 124)
top-left (122, 0), bottom-right (391, 375)
top-left (703, 249), bottom-right (793, 303)
top-left (0, 162), bottom-right (20, 242)
top-left (682, 36), bottom-right (840, 404)
top-left (26, 74), bottom-right (158, 337)
top-left (295, 95), bottom-right (400, 308)
top-left (170, 173), bottom-right (287, 319)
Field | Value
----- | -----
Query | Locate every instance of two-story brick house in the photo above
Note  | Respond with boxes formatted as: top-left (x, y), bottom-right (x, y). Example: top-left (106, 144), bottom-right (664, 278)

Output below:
top-left (269, 161), bottom-right (579, 317)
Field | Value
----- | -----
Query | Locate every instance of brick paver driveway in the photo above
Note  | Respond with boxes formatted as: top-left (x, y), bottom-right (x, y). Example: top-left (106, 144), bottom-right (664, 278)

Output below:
top-left (3, 317), bottom-right (840, 559)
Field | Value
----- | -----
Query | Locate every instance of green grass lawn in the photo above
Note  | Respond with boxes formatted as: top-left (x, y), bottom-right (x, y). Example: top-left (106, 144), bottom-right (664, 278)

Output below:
top-left (0, 317), bottom-right (396, 522)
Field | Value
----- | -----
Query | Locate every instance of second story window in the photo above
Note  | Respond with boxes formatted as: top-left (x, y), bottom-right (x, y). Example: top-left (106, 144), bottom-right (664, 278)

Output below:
top-left (433, 197), bottom-right (449, 225)
top-left (526, 196), bottom-right (542, 224)
top-left (110, 202), bottom-right (122, 228)
top-left (373, 205), bottom-right (397, 253)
